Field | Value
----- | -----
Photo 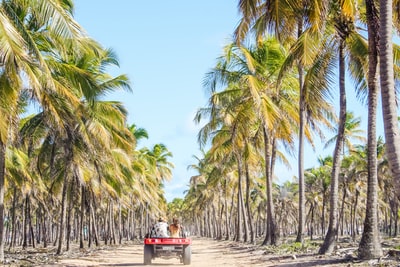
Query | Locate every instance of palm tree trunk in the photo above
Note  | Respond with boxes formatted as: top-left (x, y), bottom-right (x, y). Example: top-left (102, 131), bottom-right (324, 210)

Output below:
top-left (79, 186), bottom-right (85, 249)
top-left (111, 201), bottom-right (116, 244)
top-left (56, 176), bottom-right (68, 255)
top-left (262, 128), bottom-right (280, 246)
top-left (56, 134), bottom-right (74, 255)
top-left (352, 190), bottom-right (359, 241)
top-left (224, 180), bottom-right (230, 240)
top-left (379, 0), bottom-right (400, 195)
top-left (296, 19), bottom-right (306, 245)
top-left (0, 140), bottom-right (7, 262)
top-left (89, 192), bottom-right (99, 246)
top-left (321, 189), bottom-right (327, 236)
top-left (245, 163), bottom-right (255, 243)
top-left (28, 197), bottom-right (35, 248)
top-left (218, 199), bottom-right (224, 240)
top-left (339, 185), bottom-right (347, 236)
top-left (229, 188), bottom-right (235, 239)
top-left (358, 0), bottom-right (383, 258)
top-left (319, 40), bottom-right (346, 254)
top-left (394, 205), bottom-right (398, 237)
top-left (9, 186), bottom-right (17, 250)
top-left (118, 203), bottom-right (122, 244)
top-left (66, 178), bottom-right (75, 251)
top-left (235, 156), bottom-right (243, 242)
top-left (132, 208), bottom-right (136, 240)
top-left (238, 155), bottom-right (249, 242)
top-left (22, 196), bottom-right (29, 249)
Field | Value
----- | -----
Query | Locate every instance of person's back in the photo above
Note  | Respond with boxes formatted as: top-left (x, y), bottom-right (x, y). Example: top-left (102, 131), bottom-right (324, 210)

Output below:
top-left (169, 218), bottom-right (182, 238)
top-left (151, 217), bottom-right (169, 237)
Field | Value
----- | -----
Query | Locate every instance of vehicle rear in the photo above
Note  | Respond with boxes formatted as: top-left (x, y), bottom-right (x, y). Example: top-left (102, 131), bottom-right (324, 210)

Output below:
top-left (144, 237), bottom-right (192, 265)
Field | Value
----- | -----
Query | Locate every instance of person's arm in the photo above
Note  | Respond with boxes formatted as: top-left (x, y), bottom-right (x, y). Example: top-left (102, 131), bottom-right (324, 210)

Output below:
top-left (180, 225), bottom-right (185, 237)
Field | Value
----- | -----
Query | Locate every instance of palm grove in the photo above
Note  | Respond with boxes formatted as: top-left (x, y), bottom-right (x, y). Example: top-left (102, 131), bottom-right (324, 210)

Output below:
top-left (0, 0), bottom-right (399, 264)
top-left (181, 0), bottom-right (400, 261)
top-left (0, 0), bottom-right (176, 262)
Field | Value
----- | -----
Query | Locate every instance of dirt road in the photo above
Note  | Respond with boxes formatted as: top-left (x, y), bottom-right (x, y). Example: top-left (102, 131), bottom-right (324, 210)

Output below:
top-left (52, 237), bottom-right (265, 267)
top-left (40, 237), bottom-right (398, 267)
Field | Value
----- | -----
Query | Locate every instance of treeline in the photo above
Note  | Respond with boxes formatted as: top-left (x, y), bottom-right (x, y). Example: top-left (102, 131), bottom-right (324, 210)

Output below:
top-left (0, 0), bottom-right (174, 261)
top-left (177, 0), bottom-right (400, 261)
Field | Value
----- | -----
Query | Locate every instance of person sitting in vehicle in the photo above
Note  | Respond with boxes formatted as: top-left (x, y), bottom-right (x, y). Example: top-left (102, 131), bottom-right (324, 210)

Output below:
top-left (169, 218), bottom-right (183, 238)
top-left (150, 217), bottom-right (169, 237)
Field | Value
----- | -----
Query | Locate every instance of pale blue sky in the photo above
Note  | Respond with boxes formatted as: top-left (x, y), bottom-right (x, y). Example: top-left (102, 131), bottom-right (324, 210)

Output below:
top-left (73, 1), bottom-right (382, 202)
top-left (73, 1), bottom-right (242, 201)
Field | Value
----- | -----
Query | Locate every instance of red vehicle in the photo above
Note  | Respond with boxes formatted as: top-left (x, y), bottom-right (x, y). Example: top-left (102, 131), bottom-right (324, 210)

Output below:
top-left (143, 237), bottom-right (192, 265)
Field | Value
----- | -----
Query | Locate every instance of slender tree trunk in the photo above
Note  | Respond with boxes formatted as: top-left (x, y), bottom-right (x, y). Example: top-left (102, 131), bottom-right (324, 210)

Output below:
top-left (309, 204), bottom-right (314, 240)
top-left (235, 156), bottom-right (243, 242)
top-left (229, 192), bottom-right (235, 239)
top-left (339, 185), bottom-right (347, 236)
top-left (352, 190), bottom-right (359, 241)
top-left (0, 141), bottom-right (6, 262)
top-left (224, 180), bottom-right (230, 240)
top-left (56, 177), bottom-right (68, 255)
top-left (127, 209), bottom-right (131, 240)
top-left (132, 208), bottom-right (136, 240)
top-left (379, 0), bottom-right (400, 196)
top-left (319, 40), bottom-right (346, 254)
top-left (56, 135), bottom-right (74, 255)
top-left (218, 200), bottom-right (224, 240)
top-left (296, 19), bottom-right (306, 244)
top-left (22, 196), bottom-right (29, 249)
top-left (118, 203), bottom-right (123, 244)
top-left (245, 163), bottom-right (255, 243)
top-left (9, 187), bottom-right (17, 250)
top-left (28, 197), bottom-right (35, 248)
top-left (262, 128), bottom-right (280, 246)
top-left (42, 206), bottom-right (47, 248)
top-left (110, 201), bottom-right (116, 244)
top-left (66, 178), bottom-right (75, 251)
top-left (79, 186), bottom-right (85, 249)
top-left (321, 190), bottom-right (327, 236)
top-left (359, 0), bottom-right (383, 258)
top-left (394, 204), bottom-right (398, 237)
top-left (105, 201), bottom-right (110, 245)
top-left (90, 193), bottom-right (99, 246)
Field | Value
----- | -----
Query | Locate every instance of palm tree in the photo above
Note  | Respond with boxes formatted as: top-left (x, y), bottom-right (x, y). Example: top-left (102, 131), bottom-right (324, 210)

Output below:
top-left (358, 0), bottom-right (383, 258)
top-left (324, 112), bottom-right (366, 154)
top-left (317, 0), bottom-right (372, 253)
top-left (128, 123), bottom-right (149, 149)
top-left (379, 0), bottom-right (400, 199)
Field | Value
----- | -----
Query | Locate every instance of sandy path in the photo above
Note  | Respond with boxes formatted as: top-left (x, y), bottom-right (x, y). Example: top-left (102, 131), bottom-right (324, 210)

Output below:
top-left (41, 237), bottom-right (399, 267)
top-left (51, 237), bottom-right (265, 267)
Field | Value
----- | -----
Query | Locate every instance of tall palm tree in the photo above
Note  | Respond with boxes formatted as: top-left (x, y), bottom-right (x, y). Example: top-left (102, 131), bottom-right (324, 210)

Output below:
top-left (379, 0), bottom-right (400, 198)
top-left (358, 0), bottom-right (383, 258)
top-left (317, 0), bottom-right (371, 253)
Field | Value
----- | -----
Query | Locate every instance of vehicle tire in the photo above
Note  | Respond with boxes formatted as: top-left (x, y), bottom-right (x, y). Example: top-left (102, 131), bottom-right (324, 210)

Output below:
top-left (183, 245), bottom-right (191, 265)
top-left (144, 244), bottom-right (152, 265)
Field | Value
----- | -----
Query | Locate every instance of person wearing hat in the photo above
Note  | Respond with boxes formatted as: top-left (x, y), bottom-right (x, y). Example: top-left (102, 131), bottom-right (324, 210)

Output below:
top-left (150, 217), bottom-right (169, 237)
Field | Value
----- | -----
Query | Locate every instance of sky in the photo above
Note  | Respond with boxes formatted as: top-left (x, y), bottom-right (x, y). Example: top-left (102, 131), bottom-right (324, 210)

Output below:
top-left (73, 1), bottom-right (383, 202)
top-left (73, 1), bottom-right (243, 201)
